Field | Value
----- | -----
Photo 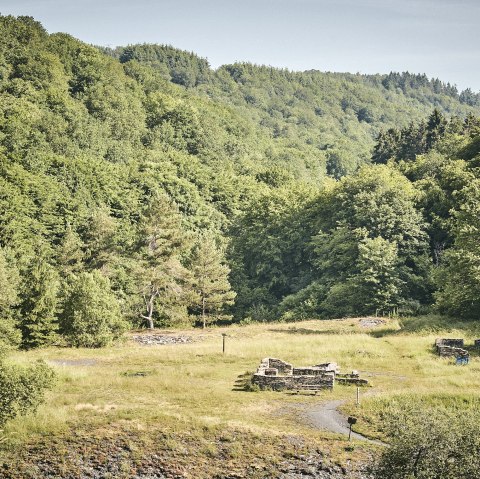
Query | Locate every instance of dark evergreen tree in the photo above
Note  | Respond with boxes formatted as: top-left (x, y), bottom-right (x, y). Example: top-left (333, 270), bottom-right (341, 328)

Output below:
top-left (426, 108), bottom-right (447, 151)
top-left (20, 257), bottom-right (60, 348)
top-left (190, 235), bottom-right (236, 328)
top-left (372, 128), bottom-right (401, 164)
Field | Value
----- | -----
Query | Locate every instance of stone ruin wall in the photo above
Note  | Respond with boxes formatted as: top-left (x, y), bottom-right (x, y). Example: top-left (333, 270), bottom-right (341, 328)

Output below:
top-left (251, 358), bottom-right (366, 391)
top-left (252, 372), bottom-right (335, 391)
top-left (435, 338), bottom-right (468, 358)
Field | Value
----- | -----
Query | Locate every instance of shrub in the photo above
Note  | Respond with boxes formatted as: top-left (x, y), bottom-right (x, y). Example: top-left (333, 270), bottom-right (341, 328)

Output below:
top-left (0, 360), bottom-right (56, 427)
top-left (60, 271), bottom-right (129, 347)
top-left (373, 405), bottom-right (480, 478)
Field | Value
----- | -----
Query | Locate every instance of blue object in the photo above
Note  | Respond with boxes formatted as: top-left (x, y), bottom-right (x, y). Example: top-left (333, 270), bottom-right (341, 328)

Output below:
top-left (456, 356), bottom-right (469, 365)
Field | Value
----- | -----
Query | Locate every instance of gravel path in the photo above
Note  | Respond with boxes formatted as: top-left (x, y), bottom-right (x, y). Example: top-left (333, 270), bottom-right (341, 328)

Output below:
top-left (305, 400), bottom-right (385, 445)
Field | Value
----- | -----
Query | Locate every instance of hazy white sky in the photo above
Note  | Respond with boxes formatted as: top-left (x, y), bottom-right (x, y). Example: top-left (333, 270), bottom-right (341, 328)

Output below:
top-left (1, 0), bottom-right (479, 91)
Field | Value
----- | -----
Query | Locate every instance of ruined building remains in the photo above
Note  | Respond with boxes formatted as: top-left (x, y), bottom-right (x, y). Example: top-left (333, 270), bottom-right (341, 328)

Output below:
top-left (251, 358), bottom-right (368, 392)
top-left (435, 338), bottom-right (469, 358)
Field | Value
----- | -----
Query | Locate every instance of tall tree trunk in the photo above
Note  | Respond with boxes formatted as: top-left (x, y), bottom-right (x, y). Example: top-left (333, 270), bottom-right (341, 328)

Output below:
top-left (142, 293), bottom-right (155, 329)
top-left (147, 296), bottom-right (154, 329)
top-left (202, 295), bottom-right (206, 329)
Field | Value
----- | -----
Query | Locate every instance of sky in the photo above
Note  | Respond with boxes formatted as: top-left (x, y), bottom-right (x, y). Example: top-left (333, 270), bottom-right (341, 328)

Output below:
top-left (1, 0), bottom-right (479, 92)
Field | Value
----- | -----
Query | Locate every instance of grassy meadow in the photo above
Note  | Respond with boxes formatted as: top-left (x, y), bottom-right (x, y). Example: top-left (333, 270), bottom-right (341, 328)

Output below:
top-left (2, 316), bottom-right (480, 477)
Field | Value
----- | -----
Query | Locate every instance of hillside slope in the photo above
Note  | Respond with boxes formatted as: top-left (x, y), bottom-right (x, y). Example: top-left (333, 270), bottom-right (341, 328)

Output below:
top-left (109, 44), bottom-right (480, 177)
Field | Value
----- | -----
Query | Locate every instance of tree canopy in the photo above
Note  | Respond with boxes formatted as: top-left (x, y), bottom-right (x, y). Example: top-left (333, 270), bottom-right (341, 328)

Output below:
top-left (0, 14), bottom-right (480, 345)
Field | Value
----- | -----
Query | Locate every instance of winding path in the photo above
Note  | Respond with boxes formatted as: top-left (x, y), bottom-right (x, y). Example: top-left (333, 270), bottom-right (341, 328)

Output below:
top-left (305, 400), bottom-right (386, 445)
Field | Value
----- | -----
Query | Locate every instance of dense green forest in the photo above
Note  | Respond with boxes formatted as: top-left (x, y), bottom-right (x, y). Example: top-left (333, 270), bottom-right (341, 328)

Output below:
top-left (1, 15), bottom-right (480, 353)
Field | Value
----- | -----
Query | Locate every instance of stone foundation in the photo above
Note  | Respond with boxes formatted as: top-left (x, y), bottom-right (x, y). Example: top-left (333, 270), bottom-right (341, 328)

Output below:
top-left (252, 372), bottom-right (335, 391)
top-left (435, 338), bottom-right (464, 349)
top-left (435, 338), bottom-right (469, 358)
top-left (251, 358), bottom-right (367, 391)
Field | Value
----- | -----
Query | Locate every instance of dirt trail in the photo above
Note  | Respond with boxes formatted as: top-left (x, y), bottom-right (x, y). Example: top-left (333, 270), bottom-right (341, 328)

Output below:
top-left (305, 400), bottom-right (385, 445)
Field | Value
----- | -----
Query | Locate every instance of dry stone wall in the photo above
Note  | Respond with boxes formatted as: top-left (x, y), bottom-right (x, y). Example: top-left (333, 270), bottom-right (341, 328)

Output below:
top-left (252, 372), bottom-right (335, 391)
top-left (251, 358), bottom-right (367, 391)
top-left (435, 338), bottom-right (469, 358)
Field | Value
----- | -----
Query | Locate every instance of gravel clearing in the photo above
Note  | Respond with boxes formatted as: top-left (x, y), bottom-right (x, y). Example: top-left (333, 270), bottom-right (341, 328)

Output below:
top-left (131, 334), bottom-right (193, 346)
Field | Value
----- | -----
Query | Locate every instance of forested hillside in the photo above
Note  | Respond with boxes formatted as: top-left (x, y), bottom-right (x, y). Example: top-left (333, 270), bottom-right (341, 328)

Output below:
top-left (1, 15), bottom-right (480, 353)
top-left (109, 43), bottom-right (480, 178)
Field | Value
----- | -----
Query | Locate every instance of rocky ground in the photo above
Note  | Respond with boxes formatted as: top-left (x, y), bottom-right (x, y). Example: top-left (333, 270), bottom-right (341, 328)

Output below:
top-left (358, 319), bottom-right (386, 328)
top-left (131, 334), bottom-right (194, 346)
top-left (0, 426), bottom-right (373, 479)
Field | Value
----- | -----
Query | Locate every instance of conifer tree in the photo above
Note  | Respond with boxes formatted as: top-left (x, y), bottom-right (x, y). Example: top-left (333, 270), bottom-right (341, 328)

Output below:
top-left (20, 257), bottom-right (60, 348)
top-left (137, 193), bottom-right (191, 328)
top-left (190, 235), bottom-right (236, 328)
top-left (372, 128), bottom-right (400, 164)
top-left (0, 248), bottom-right (21, 352)
top-left (57, 224), bottom-right (85, 277)
top-left (426, 108), bottom-right (447, 151)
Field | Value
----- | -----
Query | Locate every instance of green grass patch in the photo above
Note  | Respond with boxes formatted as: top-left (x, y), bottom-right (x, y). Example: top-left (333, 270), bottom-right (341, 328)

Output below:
top-left (1, 316), bottom-right (479, 474)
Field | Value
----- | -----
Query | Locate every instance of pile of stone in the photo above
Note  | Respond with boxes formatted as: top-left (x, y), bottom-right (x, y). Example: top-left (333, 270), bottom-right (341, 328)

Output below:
top-left (435, 338), bottom-right (468, 358)
top-left (252, 358), bottom-right (368, 392)
top-left (359, 318), bottom-right (386, 328)
top-left (131, 334), bottom-right (192, 346)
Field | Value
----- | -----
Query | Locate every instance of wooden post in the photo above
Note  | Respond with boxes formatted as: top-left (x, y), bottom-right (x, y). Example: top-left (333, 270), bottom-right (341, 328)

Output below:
top-left (222, 333), bottom-right (227, 354)
top-left (356, 387), bottom-right (360, 407)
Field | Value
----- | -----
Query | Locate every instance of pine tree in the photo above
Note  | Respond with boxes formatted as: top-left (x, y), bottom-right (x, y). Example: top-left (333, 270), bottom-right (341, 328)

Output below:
top-left (352, 236), bottom-right (404, 314)
top-left (426, 108), bottom-right (447, 151)
top-left (372, 128), bottom-right (400, 164)
top-left (83, 208), bottom-right (117, 271)
top-left (57, 224), bottom-right (85, 277)
top-left (137, 193), bottom-right (191, 329)
top-left (190, 235), bottom-right (236, 328)
top-left (0, 248), bottom-right (21, 352)
top-left (20, 257), bottom-right (60, 349)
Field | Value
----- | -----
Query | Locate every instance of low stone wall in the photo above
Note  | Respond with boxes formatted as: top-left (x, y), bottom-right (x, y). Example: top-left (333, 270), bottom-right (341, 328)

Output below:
top-left (252, 372), bottom-right (334, 391)
top-left (435, 338), bottom-right (464, 349)
top-left (435, 338), bottom-right (468, 358)
top-left (314, 362), bottom-right (340, 374)
top-left (268, 358), bottom-right (293, 374)
top-left (437, 345), bottom-right (469, 358)
top-left (293, 367), bottom-right (331, 376)
top-left (251, 358), bottom-right (367, 391)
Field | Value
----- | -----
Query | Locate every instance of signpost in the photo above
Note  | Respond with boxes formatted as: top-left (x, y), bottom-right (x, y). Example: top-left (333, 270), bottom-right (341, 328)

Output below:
top-left (347, 416), bottom-right (357, 441)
